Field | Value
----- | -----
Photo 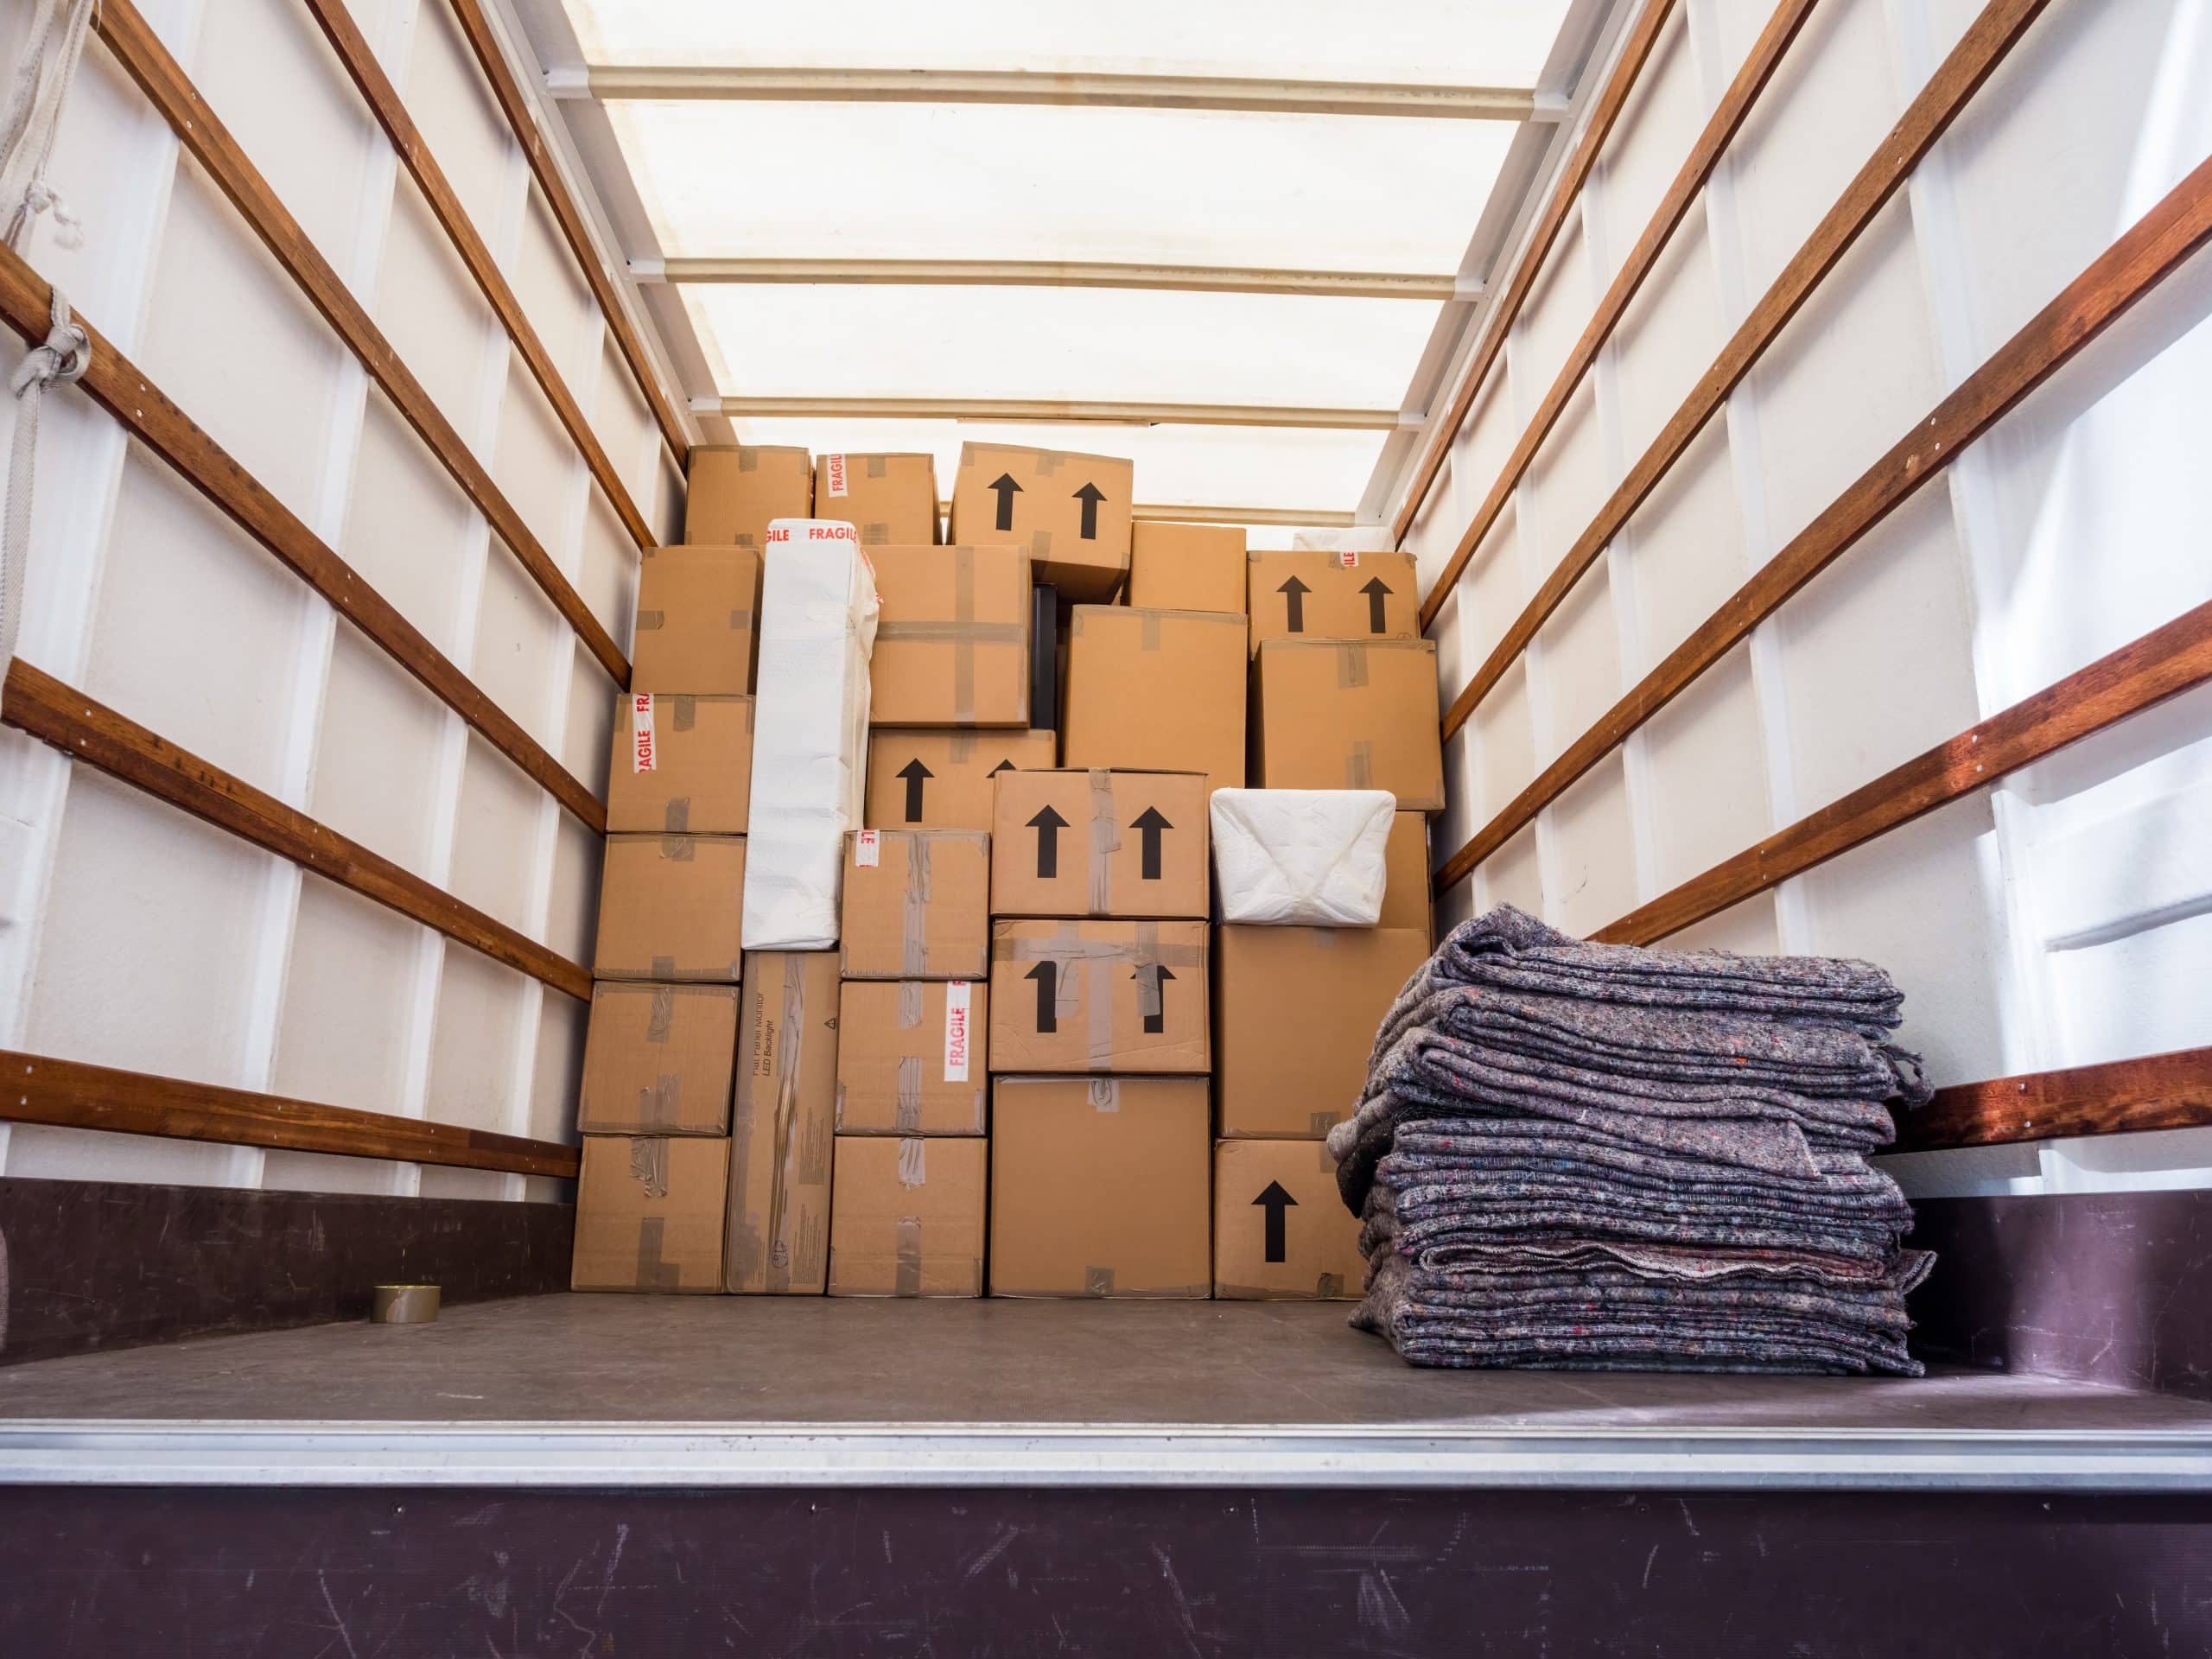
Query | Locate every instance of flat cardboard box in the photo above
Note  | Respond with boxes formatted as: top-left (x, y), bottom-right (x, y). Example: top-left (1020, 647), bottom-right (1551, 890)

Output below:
top-left (835, 979), bottom-right (988, 1135)
top-left (1060, 607), bottom-right (1245, 798)
top-left (593, 835), bottom-right (747, 983)
top-left (988, 919), bottom-right (1209, 1074)
top-left (865, 728), bottom-right (1058, 831)
top-left (1128, 522), bottom-right (1246, 614)
top-left (949, 442), bottom-right (1132, 602)
top-left (607, 693), bottom-right (753, 835)
top-left (630, 545), bottom-right (761, 696)
top-left (572, 1135), bottom-right (728, 1293)
top-left (1253, 639), bottom-right (1446, 812)
top-left (812, 451), bottom-right (939, 546)
top-left (683, 444), bottom-right (812, 550)
top-left (827, 1136), bottom-right (987, 1297)
top-left (840, 830), bottom-right (991, 980)
top-left (1246, 549), bottom-right (1419, 656)
top-left (1212, 1137), bottom-right (1364, 1300)
top-left (1214, 925), bottom-right (1431, 1138)
top-left (576, 982), bottom-right (739, 1136)
top-left (868, 544), bottom-right (1032, 727)
top-left (989, 769), bottom-right (1210, 919)
top-left (726, 950), bottom-right (841, 1294)
top-left (988, 1076), bottom-right (1211, 1298)
top-left (1380, 810), bottom-right (1433, 937)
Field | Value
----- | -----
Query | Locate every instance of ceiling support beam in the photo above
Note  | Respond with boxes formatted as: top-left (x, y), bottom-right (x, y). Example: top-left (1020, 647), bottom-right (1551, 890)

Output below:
top-left (647, 257), bottom-right (1467, 302)
top-left (704, 397), bottom-right (1411, 431)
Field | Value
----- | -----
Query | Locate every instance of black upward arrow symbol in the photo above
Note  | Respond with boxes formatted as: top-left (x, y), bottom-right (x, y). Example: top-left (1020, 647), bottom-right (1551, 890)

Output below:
top-left (1027, 804), bottom-right (1069, 878)
top-left (988, 472), bottom-right (1022, 531)
top-left (1278, 575), bottom-right (1310, 632)
top-left (1132, 963), bottom-right (1175, 1033)
top-left (896, 758), bottom-right (932, 823)
top-left (1073, 481), bottom-right (1105, 540)
top-left (1253, 1180), bottom-right (1297, 1263)
top-left (1026, 961), bottom-right (1057, 1033)
top-left (1360, 576), bottom-right (1392, 634)
top-left (1130, 806), bottom-right (1172, 880)
top-left (988, 759), bottom-right (1017, 776)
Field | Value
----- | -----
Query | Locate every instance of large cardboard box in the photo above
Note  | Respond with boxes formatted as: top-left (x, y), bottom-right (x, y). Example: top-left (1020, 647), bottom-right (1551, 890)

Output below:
top-left (865, 728), bottom-right (1058, 831)
top-left (836, 979), bottom-right (988, 1135)
top-left (572, 1135), bottom-right (728, 1293)
top-left (1215, 925), bottom-right (1431, 1138)
top-left (988, 919), bottom-right (1208, 1073)
top-left (988, 1077), bottom-right (1210, 1298)
top-left (1060, 607), bottom-right (1245, 798)
top-left (949, 442), bottom-right (1132, 602)
top-left (593, 834), bottom-right (747, 983)
top-left (726, 950), bottom-right (841, 1294)
top-left (827, 1136), bottom-right (988, 1297)
top-left (684, 444), bottom-right (812, 550)
top-left (989, 769), bottom-right (1209, 919)
top-left (812, 450), bottom-right (939, 546)
top-left (1128, 522), bottom-right (1246, 614)
top-left (1380, 810), bottom-right (1433, 937)
top-left (576, 982), bottom-right (738, 1136)
top-left (1246, 549), bottom-right (1419, 655)
top-left (868, 544), bottom-right (1032, 727)
top-left (607, 693), bottom-right (753, 835)
top-left (1253, 639), bottom-right (1446, 812)
top-left (1212, 1137), bottom-right (1363, 1300)
top-left (840, 830), bottom-right (990, 980)
top-left (630, 544), bottom-right (761, 696)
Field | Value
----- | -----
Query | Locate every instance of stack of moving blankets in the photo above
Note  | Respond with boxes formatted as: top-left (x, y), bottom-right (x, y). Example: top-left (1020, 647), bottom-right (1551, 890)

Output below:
top-left (1331, 906), bottom-right (1935, 1375)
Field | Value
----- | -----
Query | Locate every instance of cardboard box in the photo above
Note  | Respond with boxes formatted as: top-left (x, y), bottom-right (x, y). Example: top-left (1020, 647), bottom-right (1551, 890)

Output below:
top-left (726, 950), bottom-right (841, 1294)
top-left (868, 544), bottom-right (1032, 728)
top-left (593, 834), bottom-right (746, 983)
top-left (836, 979), bottom-right (988, 1135)
top-left (988, 919), bottom-right (1208, 1073)
top-left (1212, 1137), bottom-right (1363, 1300)
top-left (827, 1135), bottom-right (987, 1297)
top-left (812, 451), bottom-right (939, 546)
top-left (1253, 639), bottom-right (1446, 812)
top-left (1246, 549), bottom-right (1419, 656)
top-left (1380, 810), bottom-right (1432, 937)
top-left (865, 728), bottom-right (1058, 831)
top-left (1214, 925), bottom-right (1431, 1138)
top-left (1128, 522), bottom-right (1246, 614)
top-left (607, 693), bottom-right (753, 835)
top-left (988, 1076), bottom-right (1211, 1297)
top-left (572, 1135), bottom-right (728, 1293)
top-left (576, 982), bottom-right (739, 1136)
top-left (949, 442), bottom-right (1132, 602)
top-left (839, 830), bottom-right (991, 980)
top-left (683, 444), bottom-right (812, 550)
top-left (630, 544), bottom-right (761, 696)
top-left (1060, 607), bottom-right (1245, 798)
top-left (989, 769), bottom-right (1209, 919)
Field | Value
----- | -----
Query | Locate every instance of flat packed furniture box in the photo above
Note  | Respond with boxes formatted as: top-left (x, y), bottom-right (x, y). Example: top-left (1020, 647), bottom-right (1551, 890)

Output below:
top-left (630, 545), bottom-right (761, 696)
top-left (826, 1136), bottom-right (988, 1297)
top-left (949, 442), bottom-right (1131, 601)
top-left (868, 544), bottom-right (1032, 727)
top-left (836, 979), bottom-right (986, 1135)
top-left (1246, 549), bottom-right (1418, 655)
top-left (988, 918), bottom-right (1209, 1073)
top-left (1060, 606), bottom-right (1245, 798)
top-left (726, 950), bottom-right (840, 1294)
top-left (576, 982), bottom-right (740, 1136)
top-left (811, 450), bottom-right (939, 545)
top-left (593, 834), bottom-right (747, 983)
top-left (1253, 639), bottom-right (1446, 811)
top-left (1211, 1136), bottom-right (1364, 1300)
top-left (572, 1135), bottom-right (729, 1293)
top-left (607, 693), bottom-right (753, 835)
top-left (865, 728), bottom-right (1058, 831)
top-left (840, 829), bottom-right (991, 980)
top-left (1128, 521), bottom-right (1246, 613)
top-left (684, 444), bottom-right (812, 550)
top-left (989, 768), bottom-right (1209, 918)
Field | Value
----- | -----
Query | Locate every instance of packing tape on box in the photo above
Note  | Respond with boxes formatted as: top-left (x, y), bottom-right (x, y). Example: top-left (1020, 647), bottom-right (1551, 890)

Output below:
top-left (636, 1215), bottom-right (681, 1291)
top-left (902, 834), bottom-right (933, 976)
top-left (898, 981), bottom-right (924, 1027)
top-left (994, 922), bottom-right (1204, 1068)
top-left (639, 1071), bottom-right (679, 1130)
top-left (899, 1137), bottom-right (927, 1188)
top-left (1345, 740), bottom-right (1376, 791)
top-left (646, 988), bottom-right (675, 1042)
top-left (670, 695), bottom-right (696, 732)
top-left (764, 959), bottom-right (808, 1294)
top-left (896, 1215), bottom-right (925, 1298)
top-left (1140, 612), bottom-right (1163, 651)
top-left (664, 798), bottom-right (690, 832)
top-left (1088, 1078), bottom-right (1119, 1114)
top-left (659, 836), bottom-right (696, 861)
top-left (1335, 645), bottom-right (1370, 690)
top-left (636, 608), bottom-right (664, 632)
top-left (729, 605), bottom-right (754, 634)
top-left (628, 1135), bottom-right (671, 1199)
top-left (896, 1055), bottom-right (924, 1131)
top-left (1309, 1109), bottom-right (1338, 1136)
top-left (1084, 1265), bottom-right (1114, 1297)
top-left (1086, 769), bottom-right (1120, 915)
top-left (873, 546), bottom-right (1026, 723)
top-left (1035, 452), bottom-right (1065, 476)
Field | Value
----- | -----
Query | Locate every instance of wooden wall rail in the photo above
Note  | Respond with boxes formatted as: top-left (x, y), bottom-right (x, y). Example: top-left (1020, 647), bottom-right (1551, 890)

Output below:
top-left (1893, 1047), bottom-right (2212, 1154)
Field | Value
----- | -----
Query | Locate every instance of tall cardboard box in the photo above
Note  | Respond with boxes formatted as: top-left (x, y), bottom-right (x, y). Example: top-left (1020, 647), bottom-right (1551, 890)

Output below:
top-left (988, 919), bottom-right (1209, 1073)
top-left (827, 1136), bottom-right (988, 1297)
top-left (840, 830), bottom-right (991, 979)
top-left (1060, 607), bottom-right (1245, 798)
top-left (989, 769), bottom-right (1209, 918)
top-left (1246, 549), bottom-right (1419, 655)
top-left (865, 728), bottom-right (1058, 830)
top-left (572, 1135), bottom-right (728, 1293)
top-left (813, 451), bottom-right (939, 545)
top-left (631, 545), bottom-right (761, 696)
top-left (576, 982), bottom-right (739, 1136)
top-left (868, 545), bottom-right (1032, 727)
top-left (1253, 639), bottom-right (1446, 812)
top-left (1380, 810), bottom-right (1433, 937)
top-left (1212, 1137), bottom-right (1364, 1300)
top-left (684, 444), bottom-right (812, 550)
top-left (949, 442), bottom-right (1132, 601)
top-left (1214, 925), bottom-right (1431, 1138)
top-left (836, 979), bottom-right (988, 1135)
top-left (989, 1077), bottom-right (1211, 1298)
top-left (608, 693), bottom-right (753, 835)
top-left (1128, 522), bottom-right (1247, 614)
top-left (726, 950), bottom-right (841, 1294)
top-left (593, 834), bottom-right (747, 982)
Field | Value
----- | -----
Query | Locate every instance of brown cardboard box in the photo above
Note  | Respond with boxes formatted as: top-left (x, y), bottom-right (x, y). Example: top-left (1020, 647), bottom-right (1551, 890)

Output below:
top-left (1246, 549), bottom-right (1419, 655)
top-left (949, 442), bottom-right (1132, 602)
top-left (812, 450), bottom-right (939, 546)
top-left (593, 835), bottom-right (747, 982)
top-left (1379, 810), bottom-right (1433, 937)
top-left (1212, 1137), bottom-right (1364, 1300)
top-left (572, 1135), bottom-right (728, 1292)
top-left (988, 769), bottom-right (1209, 919)
top-left (868, 545), bottom-right (1032, 727)
top-left (1060, 607), bottom-right (1245, 798)
top-left (865, 728), bottom-right (1058, 830)
top-left (1253, 639), bottom-right (1446, 812)
top-left (988, 1076), bottom-right (1210, 1297)
top-left (683, 444), bottom-right (811, 550)
top-left (607, 693), bottom-right (753, 835)
top-left (988, 919), bottom-right (1209, 1073)
top-left (725, 950), bottom-right (840, 1294)
top-left (631, 544), bottom-right (763, 696)
top-left (840, 830), bottom-right (990, 980)
top-left (1128, 522), bottom-right (1247, 614)
top-left (827, 1135), bottom-right (987, 1297)
top-left (576, 982), bottom-right (738, 1135)
top-left (1215, 925), bottom-right (1431, 1138)
top-left (835, 979), bottom-right (988, 1135)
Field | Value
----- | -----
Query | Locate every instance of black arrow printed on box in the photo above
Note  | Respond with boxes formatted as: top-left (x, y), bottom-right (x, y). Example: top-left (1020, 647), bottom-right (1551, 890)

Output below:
top-left (896, 758), bottom-right (931, 823)
top-left (988, 759), bottom-right (1017, 776)
top-left (1130, 806), bottom-right (1171, 880)
top-left (1360, 576), bottom-right (1391, 634)
top-left (1073, 481), bottom-right (1105, 540)
top-left (1026, 960), bottom-right (1057, 1033)
top-left (1132, 963), bottom-right (1174, 1033)
top-left (1278, 575), bottom-right (1309, 633)
top-left (1027, 804), bottom-right (1069, 878)
top-left (988, 473), bottom-right (1022, 532)
top-left (1253, 1179), bottom-right (1297, 1263)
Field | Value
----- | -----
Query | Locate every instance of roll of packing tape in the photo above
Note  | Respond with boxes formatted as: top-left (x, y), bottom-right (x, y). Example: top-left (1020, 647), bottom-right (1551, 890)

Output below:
top-left (372, 1284), bottom-right (441, 1325)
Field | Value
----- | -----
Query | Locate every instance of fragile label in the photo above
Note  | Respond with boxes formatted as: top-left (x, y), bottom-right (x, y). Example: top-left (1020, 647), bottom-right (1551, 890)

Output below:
top-left (855, 830), bottom-right (880, 868)
top-left (822, 453), bottom-right (849, 498)
top-left (630, 693), bottom-right (656, 772)
top-left (1338, 550), bottom-right (1361, 569)
top-left (943, 981), bottom-right (971, 1083)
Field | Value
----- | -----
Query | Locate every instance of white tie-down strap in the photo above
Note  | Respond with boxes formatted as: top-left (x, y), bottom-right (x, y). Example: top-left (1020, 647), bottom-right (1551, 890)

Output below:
top-left (3, 281), bottom-right (89, 675)
top-left (0, 0), bottom-right (99, 251)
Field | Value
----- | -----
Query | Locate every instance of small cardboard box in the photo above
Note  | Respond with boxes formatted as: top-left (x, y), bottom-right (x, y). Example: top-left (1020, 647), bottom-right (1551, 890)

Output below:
top-left (1380, 810), bottom-right (1433, 937)
top-left (683, 444), bottom-right (812, 550)
top-left (593, 835), bottom-right (747, 983)
top-left (988, 919), bottom-right (1209, 1073)
top-left (988, 1076), bottom-right (1211, 1298)
top-left (1246, 549), bottom-right (1419, 656)
top-left (1060, 607), bottom-right (1245, 798)
top-left (1253, 639), bottom-right (1446, 812)
top-left (827, 1135), bottom-right (988, 1297)
top-left (949, 442), bottom-right (1132, 602)
top-left (868, 545), bottom-right (1032, 727)
top-left (726, 950), bottom-right (841, 1294)
top-left (839, 830), bottom-right (991, 980)
top-left (607, 693), bottom-right (753, 835)
top-left (989, 769), bottom-right (1209, 919)
top-left (812, 451), bottom-right (939, 546)
top-left (572, 1135), bottom-right (728, 1293)
top-left (865, 728), bottom-right (1058, 831)
top-left (836, 979), bottom-right (988, 1135)
top-left (1212, 1137), bottom-right (1363, 1300)
top-left (1128, 522), bottom-right (1246, 614)
top-left (1215, 925), bottom-right (1431, 1138)
top-left (576, 982), bottom-right (739, 1136)
top-left (631, 545), bottom-right (762, 696)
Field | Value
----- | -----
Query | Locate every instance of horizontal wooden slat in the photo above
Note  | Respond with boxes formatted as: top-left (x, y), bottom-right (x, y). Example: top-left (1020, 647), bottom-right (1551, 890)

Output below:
top-left (657, 257), bottom-right (1465, 301)
top-left (1895, 1048), bottom-right (2212, 1154)
top-left (709, 396), bottom-right (1404, 430)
